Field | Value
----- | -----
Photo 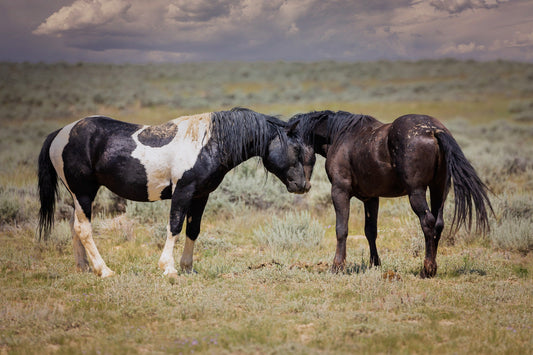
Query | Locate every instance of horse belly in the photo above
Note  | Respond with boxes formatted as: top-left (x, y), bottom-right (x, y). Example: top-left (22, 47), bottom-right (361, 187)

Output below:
top-left (353, 161), bottom-right (406, 198)
top-left (94, 150), bottom-right (154, 202)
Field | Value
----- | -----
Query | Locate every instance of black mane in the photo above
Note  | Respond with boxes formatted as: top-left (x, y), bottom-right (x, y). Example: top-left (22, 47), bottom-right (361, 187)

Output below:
top-left (211, 107), bottom-right (288, 166)
top-left (327, 111), bottom-right (376, 142)
top-left (289, 110), bottom-right (377, 145)
top-left (289, 110), bottom-right (333, 143)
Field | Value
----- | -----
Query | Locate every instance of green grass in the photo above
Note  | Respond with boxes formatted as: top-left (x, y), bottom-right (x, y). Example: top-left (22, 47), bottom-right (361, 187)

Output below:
top-left (1, 60), bottom-right (532, 354)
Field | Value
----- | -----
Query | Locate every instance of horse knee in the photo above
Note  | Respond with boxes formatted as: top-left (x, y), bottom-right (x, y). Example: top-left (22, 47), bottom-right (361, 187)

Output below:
top-left (421, 213), bottom-right (436, 236)
top-left (435, 219), bottom-right (444, 238)
top-left (335, 224), bottom-right (348, 241)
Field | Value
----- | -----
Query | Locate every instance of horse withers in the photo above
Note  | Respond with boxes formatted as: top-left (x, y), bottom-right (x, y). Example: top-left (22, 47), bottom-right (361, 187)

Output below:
top-left (38, 108), bottom-right (311, 278)
top-left (289, 111), bottom-right (492, 278)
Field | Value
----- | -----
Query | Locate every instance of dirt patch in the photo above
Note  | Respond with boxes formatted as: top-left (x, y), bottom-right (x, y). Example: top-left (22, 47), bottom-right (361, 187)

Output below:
top-left (289, 261), bottom-right (330, 273)
top-left (382, 270), bottom-right (402, 281)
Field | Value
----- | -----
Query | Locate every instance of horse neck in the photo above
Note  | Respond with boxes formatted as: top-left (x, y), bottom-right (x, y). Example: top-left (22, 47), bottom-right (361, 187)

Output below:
top-left (221, 123), bottom-right (278, 169)
top-left (309, 119), bottom-right (329, 157)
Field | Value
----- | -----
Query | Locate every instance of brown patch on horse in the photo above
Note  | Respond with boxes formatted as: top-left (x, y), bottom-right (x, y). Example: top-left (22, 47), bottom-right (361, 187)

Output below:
top-left (171, 112), bottom-right (212, 141)
top-left (137, 122), bottom-right (178, 147)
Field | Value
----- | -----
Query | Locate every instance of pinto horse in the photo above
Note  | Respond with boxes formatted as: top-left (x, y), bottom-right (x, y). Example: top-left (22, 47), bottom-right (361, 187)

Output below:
top-left (289, 110), bottom-right (492, 277)
top-left (38, 108), bottom-right (311, 277)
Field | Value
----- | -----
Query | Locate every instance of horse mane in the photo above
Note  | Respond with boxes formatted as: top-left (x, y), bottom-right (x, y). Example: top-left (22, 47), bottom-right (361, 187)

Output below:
top-left (211, 107), bottom-right (288, 166)
top-left (327, 111), bottom-right (376, 142)
top-left (289, 110), bottom-right (333, 143)
top-left (290, 110), bottom-right (376, 144)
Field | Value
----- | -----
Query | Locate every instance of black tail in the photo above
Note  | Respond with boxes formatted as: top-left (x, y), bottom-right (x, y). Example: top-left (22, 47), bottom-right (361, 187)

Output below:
top-left (38, 130), bottom-right (60, 240)
top-left (436, 130), bottom-right (493, 234)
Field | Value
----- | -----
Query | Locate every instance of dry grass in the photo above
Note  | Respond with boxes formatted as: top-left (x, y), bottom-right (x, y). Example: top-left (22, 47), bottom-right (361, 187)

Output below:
top-left (1, 221), bottom-right (531, 354)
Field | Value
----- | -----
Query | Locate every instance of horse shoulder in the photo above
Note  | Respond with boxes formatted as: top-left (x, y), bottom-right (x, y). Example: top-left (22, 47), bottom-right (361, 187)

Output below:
top-left (325, 144), bottom-right (353, 187)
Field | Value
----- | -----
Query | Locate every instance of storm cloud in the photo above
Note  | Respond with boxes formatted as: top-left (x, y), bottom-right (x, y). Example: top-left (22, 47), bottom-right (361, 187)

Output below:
top-left (1, 0), bottom-right (532, 62)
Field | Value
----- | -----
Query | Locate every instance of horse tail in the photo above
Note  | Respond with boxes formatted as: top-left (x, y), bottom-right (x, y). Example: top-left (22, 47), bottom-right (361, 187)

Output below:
top-left (435, 130), bottom-right (493, 235)
top-left (38, 129), bottom-right (60, 241)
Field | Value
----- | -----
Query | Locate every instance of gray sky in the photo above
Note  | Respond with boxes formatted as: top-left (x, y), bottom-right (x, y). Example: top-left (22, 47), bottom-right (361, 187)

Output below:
top-left (1, 0), bottom-right (532, 63)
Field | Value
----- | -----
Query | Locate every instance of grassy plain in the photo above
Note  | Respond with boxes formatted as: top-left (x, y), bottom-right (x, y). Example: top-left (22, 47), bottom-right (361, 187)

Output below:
top-left (0, 60), bottom-right (532, 354)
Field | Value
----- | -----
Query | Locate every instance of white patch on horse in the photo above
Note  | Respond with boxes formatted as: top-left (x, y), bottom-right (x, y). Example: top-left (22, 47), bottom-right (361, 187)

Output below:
top-left (158, 224), bottom-right (178, 276)
top-left (131, 113), bottom-right (212, 201)
top-left (72, 198), bottom-right (115, 277)
top-left (49, 120), bottom-right (80, 193)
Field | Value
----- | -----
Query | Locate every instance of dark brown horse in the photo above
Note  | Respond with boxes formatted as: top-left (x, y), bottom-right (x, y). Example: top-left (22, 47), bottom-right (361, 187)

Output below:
top-left (289, 111), bottom-right (492, 277)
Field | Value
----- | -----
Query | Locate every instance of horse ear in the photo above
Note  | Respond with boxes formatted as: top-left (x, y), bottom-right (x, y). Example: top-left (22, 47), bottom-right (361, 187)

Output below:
top-left (285, 120), bottom-right (299, 137)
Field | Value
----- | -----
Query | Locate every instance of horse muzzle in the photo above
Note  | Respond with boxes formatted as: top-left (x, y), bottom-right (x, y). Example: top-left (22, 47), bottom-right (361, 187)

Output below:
top-left (286, 180), bottom-right (311, 194)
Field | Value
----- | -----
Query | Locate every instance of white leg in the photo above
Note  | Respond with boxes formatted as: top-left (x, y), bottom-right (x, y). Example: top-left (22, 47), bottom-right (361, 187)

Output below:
top-left (180, 237), bottom-right (195, 273)
top-left (73, 201), bottom-right (115, 278)
top-left (158, 224), bottom-right (178, 276)
top-left (70, 213), bottom-right (89, 271)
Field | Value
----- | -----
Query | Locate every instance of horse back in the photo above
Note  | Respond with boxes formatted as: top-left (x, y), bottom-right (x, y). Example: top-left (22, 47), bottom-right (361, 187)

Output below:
top-left (50, 115), bottom-right (214, 202)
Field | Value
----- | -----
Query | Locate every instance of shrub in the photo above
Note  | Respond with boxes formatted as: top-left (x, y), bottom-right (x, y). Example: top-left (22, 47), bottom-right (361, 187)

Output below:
top-left (126, 200), bottom-right (170, 225)
top-left (207, 159), bottom-right (294, 214)
top-left (489, 192), bottom-right (533, 253)
top-left (253, 211), bottom-right (324, 251)
top-left (303, 156), bottom-right (332, 209)
top-left (93, 188), bottom-right (127, 217)
top-left (47, 219), bottom-right (72, 253)
top-left (508, 100), bottom-right (533, 114)
top-left (0, 187), bottom-right (38, 226)
top-left (0, 193), bottom-right (19, 224)
top-left (490, 217), bottom-right (532, 254)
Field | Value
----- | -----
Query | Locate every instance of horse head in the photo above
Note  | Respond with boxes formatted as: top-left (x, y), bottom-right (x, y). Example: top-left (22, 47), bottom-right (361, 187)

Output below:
top-left (286, 111), bottom-right (333, 184)
top-left (262, 120), bottom-right (312, 194)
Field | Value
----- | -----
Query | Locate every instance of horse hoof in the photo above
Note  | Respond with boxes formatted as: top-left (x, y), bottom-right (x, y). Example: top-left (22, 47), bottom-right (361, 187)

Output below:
top-left (331, 264), bottom-right (345, 274)
top-left (420, 267), bottom-right (437, 279)
top-left (183, 268), bottom-right (198, 275)
top-left (167, 272), bottom-right (179, 280)
top-left (421, 260), bottom-right (437, 278)
top-left (100, 269), bottom-right (116, 278)
top-left (163, 267), bottom-right (178, 276)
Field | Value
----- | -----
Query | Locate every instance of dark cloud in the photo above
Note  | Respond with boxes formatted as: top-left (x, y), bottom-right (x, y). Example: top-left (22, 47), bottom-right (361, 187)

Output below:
top-left (166, 0), bottom-right (236, 22)
top-left (0, 0), bottom-right (531, 62)
top-left (429, 0), bottom-right (507, 14)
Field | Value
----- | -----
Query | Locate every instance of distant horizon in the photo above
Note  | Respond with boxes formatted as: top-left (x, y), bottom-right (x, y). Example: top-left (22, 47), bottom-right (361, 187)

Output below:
top-left (1, 1), bottom-right (532, 63)
top-left (2, 57), bottom-right (532, 65)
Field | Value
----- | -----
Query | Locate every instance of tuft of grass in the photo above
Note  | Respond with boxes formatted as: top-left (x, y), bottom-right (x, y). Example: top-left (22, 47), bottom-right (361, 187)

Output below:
top-left (126, 199), bottom-right (170, 224)
top-left (490, 217), bottom-right (533, 253)
top-left (46, 219), bottom-right (73, 254)
top-left (207, 159), bottom-right (295, 213)
top-left (0, 192), bottom-right (19, 224)
top-left (0, 186), bottom-right (38, 227)
top-left (488, 192), bottom-right (533, 253)
top-left (254, 210), bottom-right (325, 251)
